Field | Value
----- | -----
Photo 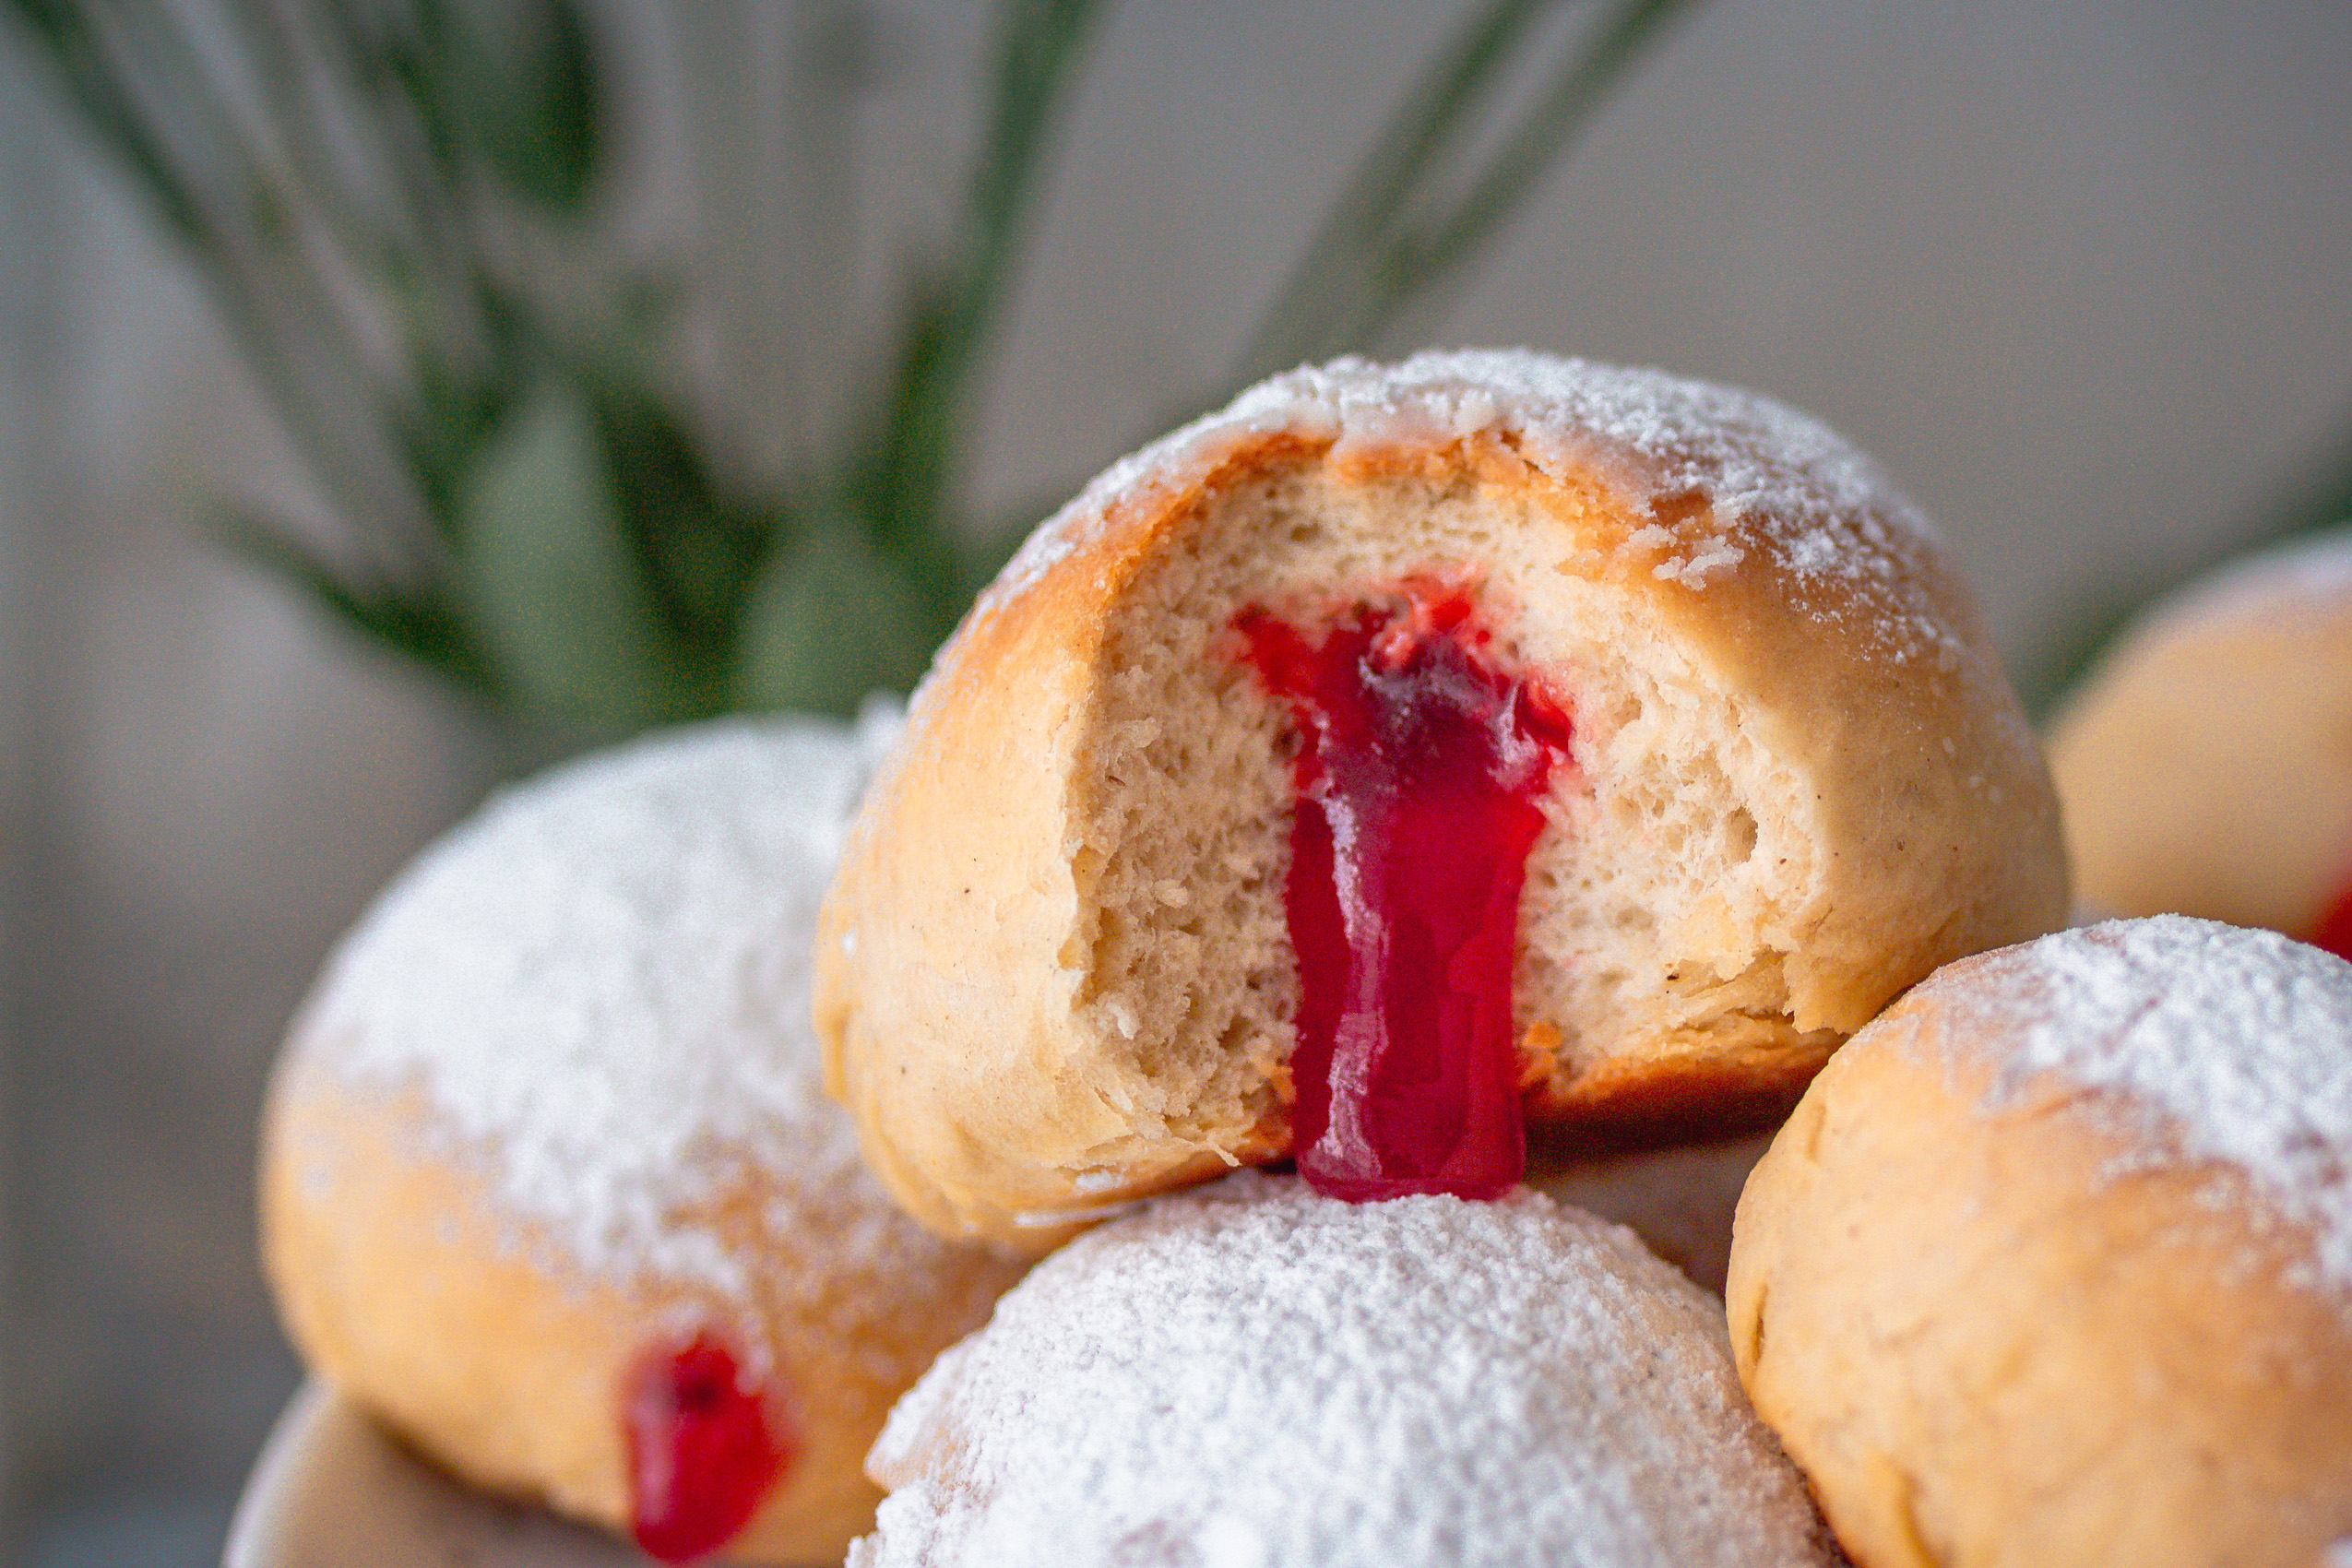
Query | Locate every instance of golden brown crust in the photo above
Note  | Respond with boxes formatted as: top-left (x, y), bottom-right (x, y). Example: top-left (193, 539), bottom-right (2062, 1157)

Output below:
top-left (257, 717), bottom-right (1033, 1562)
top-left (2048, 540), bottom-right (2352, 932)
top-left (1728, 981), bottom-right (2352, 1568)
top-left (1523, 1042), bottom-right (1834, 1149)
top-left (263, 1029), bottom-right (1024, 1565)
top-left (819, 353), bottom-right (2068, 1247)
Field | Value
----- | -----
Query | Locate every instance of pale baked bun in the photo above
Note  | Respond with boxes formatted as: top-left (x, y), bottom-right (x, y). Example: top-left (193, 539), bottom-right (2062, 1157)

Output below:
top-left (260, 714), bottom-right (1026, 1566)
top-left (2048, 528), bottom-right (2352, 948)
top-left (850, 1173), bottom-right (1843, 1568)
top-left (817, 349), bottom-right (2067, 1245)
top-left (1727, 916), bottom-right (2352, 1567)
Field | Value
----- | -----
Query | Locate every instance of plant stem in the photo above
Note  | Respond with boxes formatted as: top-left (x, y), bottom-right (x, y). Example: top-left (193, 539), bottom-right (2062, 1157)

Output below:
top-left (1228, 0), bottom-right (1702, 393)
top-left (859, 0), bottom-right (1108, 582)
top-left (225, 0), bottom-right (413, 285)
top-left (1342, 0), bottom-right (1702, 349)
top-left (309, 0), bottom-right (493, 355)
top-left (6, 0), bottom-right (433, 576)
top-left (1231, 0), bottom-right (1551, 386)
top-left (110, 0), bottom-right (410, 405)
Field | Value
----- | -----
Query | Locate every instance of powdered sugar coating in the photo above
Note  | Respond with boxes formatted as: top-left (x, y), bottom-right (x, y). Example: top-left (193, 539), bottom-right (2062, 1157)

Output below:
top-left (851, 1174), bottom-right (1838, 1568)
top-left (300, 704), bottom-right (915, 1299)
top-left (968, 349), bottom-right (1952, 669)
top-left (1918, 915), bottom-right (2352, 1289)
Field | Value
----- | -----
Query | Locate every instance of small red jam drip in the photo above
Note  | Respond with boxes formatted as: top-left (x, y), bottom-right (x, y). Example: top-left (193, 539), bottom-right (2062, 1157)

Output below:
top-left (1237, 576), bottom-right (1572, 1204)
top-left (623, 1333), bottom-right (795, 1564)
top-left (2309, 878), bottom-right (2352, 962)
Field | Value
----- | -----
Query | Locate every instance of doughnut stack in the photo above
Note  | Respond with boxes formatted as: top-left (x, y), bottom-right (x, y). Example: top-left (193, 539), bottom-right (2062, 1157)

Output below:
top-left (265, 351), bottom-right (2352, 1568)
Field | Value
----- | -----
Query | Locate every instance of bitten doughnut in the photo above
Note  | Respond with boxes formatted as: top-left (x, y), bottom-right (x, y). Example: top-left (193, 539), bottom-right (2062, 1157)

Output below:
top-left (260, 715), bottom-right (1026, 1566)
top-left (817, 349), bottom-right (2068, 1245)
top-left (1727, 916), bottom-right (2352, 1568)
top-left (850, 1173), bottom-right (1844, 1568)
top-left (2048, 528), bottom-right (2352, 954)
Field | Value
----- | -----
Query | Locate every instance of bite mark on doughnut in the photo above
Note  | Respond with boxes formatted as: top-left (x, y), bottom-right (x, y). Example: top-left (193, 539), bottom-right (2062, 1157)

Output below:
top-left (1235, 569), bottom-right (1573, 1202)
top-left (622, 1331), bottom-right (797, 1563)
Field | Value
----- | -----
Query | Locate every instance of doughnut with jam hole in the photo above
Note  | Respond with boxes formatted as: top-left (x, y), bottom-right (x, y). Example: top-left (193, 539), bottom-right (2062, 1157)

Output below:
top-left (261, 715), bottom-right (1026, 1565)
top-left (816, 350), bottom-right (2068, 1248)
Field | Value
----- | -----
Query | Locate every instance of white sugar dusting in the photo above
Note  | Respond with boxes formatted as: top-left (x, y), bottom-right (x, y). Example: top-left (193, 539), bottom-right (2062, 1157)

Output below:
top-left (1924, 916), bottom-right (2352, 1290)
top-left (850, 1175), bottom-right (1837, 1568)
top-left (302, 703), bottom-right (918, 1298)
top-left (967, 350), bottom-right (1944, 661)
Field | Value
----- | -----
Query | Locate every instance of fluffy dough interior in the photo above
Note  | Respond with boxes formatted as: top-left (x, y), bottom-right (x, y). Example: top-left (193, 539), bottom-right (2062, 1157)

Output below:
top-left (1065, 457), bottom-right (1834, 1166)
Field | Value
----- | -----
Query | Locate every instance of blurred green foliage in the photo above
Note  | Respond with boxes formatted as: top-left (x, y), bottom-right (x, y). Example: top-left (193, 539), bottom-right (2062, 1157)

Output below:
top-left (6, 0), bottom-right (1700, 736)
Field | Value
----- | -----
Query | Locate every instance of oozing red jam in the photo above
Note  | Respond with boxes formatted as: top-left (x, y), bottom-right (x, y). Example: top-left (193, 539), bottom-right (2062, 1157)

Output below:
top-left (2309, 878), bottom-right (2352, 962)
top-left (1236, 576), bottom-right (1572, 1203)
top-left (623, 1333), bottom-right (794, 1564)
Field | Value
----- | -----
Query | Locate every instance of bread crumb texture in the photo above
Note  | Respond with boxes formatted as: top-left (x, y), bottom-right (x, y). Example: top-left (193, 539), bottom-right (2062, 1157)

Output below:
top-left (819, 350), bottom-right (2066, 1241)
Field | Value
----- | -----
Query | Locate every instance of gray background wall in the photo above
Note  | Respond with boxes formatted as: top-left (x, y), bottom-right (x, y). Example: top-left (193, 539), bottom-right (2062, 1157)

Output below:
top-left (2, 1), bottom-right (2348, 1562)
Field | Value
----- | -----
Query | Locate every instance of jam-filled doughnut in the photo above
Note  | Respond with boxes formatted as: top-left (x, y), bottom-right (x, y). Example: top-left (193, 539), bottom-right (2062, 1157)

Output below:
top-left (1727, 916), bottom-right (2352, 1567)
top-left (849, 1173), bottom-right (1844, 1567)
top-left (2048, 528), bottom-right (2352, 956)
top-left (259, 715), bottom-right (1026, 1566)
top-left (816, 349), bottom-right (2068, 1246)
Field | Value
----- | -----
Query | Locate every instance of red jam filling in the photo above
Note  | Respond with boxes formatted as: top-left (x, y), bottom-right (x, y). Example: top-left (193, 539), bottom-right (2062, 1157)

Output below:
top-left (623, 1333), bottom-right (795, 1564)
top-left (1236, 575), bottom-right (1572, 1203)
top-left (2309, 879), bottom-right (2352, 962)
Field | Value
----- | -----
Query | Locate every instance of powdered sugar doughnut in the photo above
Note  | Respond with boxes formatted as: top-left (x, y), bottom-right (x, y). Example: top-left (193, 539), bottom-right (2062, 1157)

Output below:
top-left (1526, 1129), bottom-right (1774, 1295)
top-left (850, 1173), bottom-right (1841, 1568)
top-left (2049, 528), bottom-right (2352, 953)
top-left (260, 714), bottom-right (1026, 1566)
top-left (1728, 916), bottom-right (2352, 1567)
top-left (818, 350), bottom-right (2068, 1247)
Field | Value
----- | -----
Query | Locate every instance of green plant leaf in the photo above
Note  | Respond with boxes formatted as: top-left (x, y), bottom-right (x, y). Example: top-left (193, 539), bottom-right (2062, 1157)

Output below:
top-left (733, 515), bottom-right (938, 717)
top-left (4, 0), bottom-right (206, 246)
top-left (1226, 0), bottom-right (1702, 391)
top-left (585, 384), bottom-right (763, 649)
top-left (1230, 0), bottom-right (1550, 383)
top-left (419, 0), bottom-right (603, 215)
top-left (1361, 0), bottom-right (1701, 342)
top-left (398, 350), bottom-right (512, 531)
top-left (453, 382), bottom-right (668, 728)
top-left (856, 0), bottom-right (1108, 556)
top-left (217, 511), bottom-right (500, 697)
